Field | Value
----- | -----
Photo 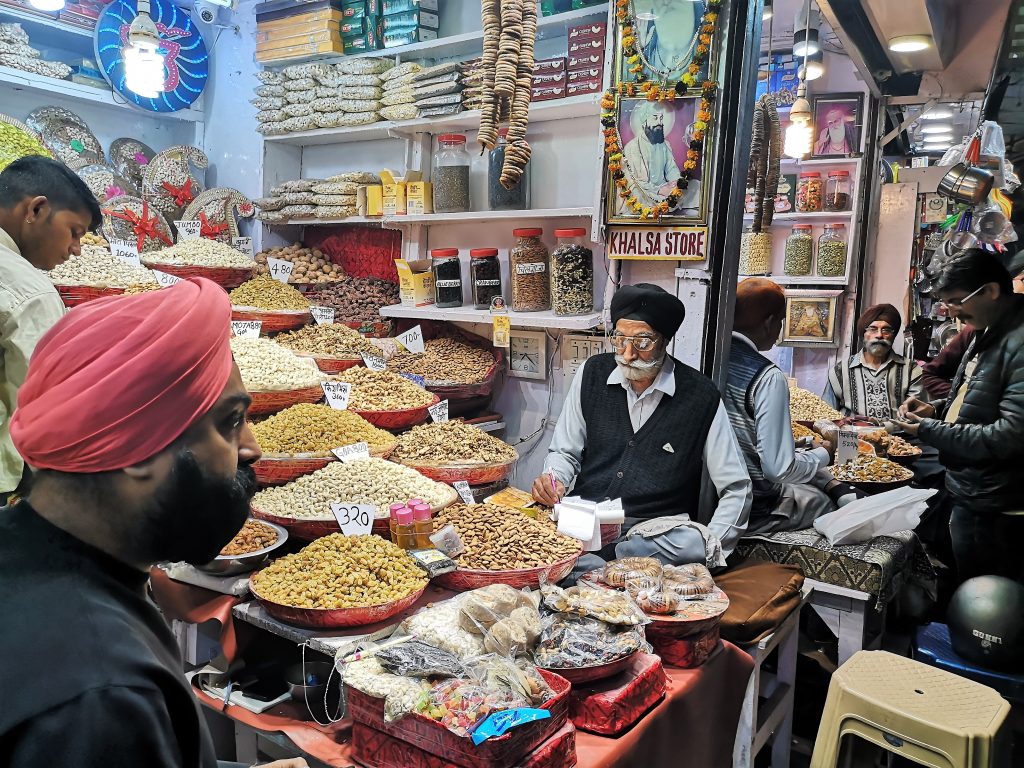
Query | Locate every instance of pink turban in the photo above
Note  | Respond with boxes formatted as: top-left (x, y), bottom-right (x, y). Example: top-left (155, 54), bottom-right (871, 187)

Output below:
top-left (11, 277), bottom-right (233, 472)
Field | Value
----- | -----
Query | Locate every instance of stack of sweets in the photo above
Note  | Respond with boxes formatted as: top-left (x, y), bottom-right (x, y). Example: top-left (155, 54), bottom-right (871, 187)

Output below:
top-left (461, 58), bottom-right (483, 112)
top-left (254, 1), bottom-right (345, 63)
top-left (532, 57), bottom-right (566, 103)
top-left (565, 21), bottom-right (606, 97)
top-left (382, 0), bottom-right (439, 48)
top-left (378, 62), bottom-right (421, 121)
top-left (413, 62), bottom-right (464, 119)
top-left (342, 0), bottom-right (383, 53)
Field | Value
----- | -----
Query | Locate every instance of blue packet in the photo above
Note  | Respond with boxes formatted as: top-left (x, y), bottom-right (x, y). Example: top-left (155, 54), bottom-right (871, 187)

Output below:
top-left (399, 372), bottom-right (426, 387)
top-left (470, 708), bottom-right (551, 745)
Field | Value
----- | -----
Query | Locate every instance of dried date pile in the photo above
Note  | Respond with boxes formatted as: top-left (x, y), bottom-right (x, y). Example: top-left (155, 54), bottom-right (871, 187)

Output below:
top-left (306, 277), bottom-right (400, 322)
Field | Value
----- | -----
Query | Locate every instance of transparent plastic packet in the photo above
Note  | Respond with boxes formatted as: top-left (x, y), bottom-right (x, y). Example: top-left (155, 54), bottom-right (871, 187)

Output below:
top-left (419, 677), bottom-right (524, 737)
top-left (464, 654), bottom-right (552, 706)
top-left (457, 584), bottom-right (542, 657)
top-left (539, 580), bottom-right (650, 626)
top-left (375, 639), bottom-right (467, 679)
top-left (533, 612), bottom-right (650, 670)
top-left (602, 556), bottom-right (663, 588)
top-left (338, 655), bottom-right (429, 722)
top-left (399, 598), bottom-right (487, 659)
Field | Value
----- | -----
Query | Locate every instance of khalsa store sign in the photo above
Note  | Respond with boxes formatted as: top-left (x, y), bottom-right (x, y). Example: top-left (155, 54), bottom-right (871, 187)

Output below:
top-left (607, 226), bottom-right (708, 261)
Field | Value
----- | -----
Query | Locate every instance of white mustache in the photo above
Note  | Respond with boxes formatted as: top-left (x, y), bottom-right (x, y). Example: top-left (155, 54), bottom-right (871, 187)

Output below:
top-left (615, 354), bottom-right (665, 380)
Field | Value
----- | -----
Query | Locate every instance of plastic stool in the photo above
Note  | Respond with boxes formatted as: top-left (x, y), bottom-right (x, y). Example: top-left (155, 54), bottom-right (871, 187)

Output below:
top-left (915, 623), bottom-right (1024, 705)
top-left (810, 650), bottom-right (1010, 768)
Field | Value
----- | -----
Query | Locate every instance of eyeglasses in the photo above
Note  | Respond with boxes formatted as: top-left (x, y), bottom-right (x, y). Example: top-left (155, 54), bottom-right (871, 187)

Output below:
top-left (609, 334), bottom-right (660, 352)
top-left (938, 284), bottom-right (985, 309)
top-left (865, 325), bottom-right (896, 337)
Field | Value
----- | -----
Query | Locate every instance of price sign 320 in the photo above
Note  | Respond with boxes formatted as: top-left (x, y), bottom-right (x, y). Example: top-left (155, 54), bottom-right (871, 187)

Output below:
top-left (330, 502), bottom-right (375, 536)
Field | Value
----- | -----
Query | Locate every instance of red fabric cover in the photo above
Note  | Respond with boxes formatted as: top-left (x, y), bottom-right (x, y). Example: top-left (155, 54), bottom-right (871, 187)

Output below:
top-left (567, 653), bottom-right (667, 736)
top-left (352, 721), bottom-right (577, 768)
top-left (149, 567), bottom-right (241, 662)
top-left (304, 227), bottom-right (402, 281)
top-left (11, 277), bottom-right (232, 471)
top-left (646, 627), bottom-right (720, 669)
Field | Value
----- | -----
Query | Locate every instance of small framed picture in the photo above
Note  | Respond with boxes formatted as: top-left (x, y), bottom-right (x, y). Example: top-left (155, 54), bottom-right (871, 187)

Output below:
top-left (782, 289), bottom-right (843, 347)
top-left (811, 94), bottom-right (863, 158)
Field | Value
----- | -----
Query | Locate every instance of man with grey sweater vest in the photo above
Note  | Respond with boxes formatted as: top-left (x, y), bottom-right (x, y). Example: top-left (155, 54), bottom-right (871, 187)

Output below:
top-left (533, 283), bottom-right (752, 567)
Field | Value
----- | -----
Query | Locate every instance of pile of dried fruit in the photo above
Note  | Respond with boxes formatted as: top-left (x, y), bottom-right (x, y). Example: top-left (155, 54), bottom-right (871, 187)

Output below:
top-left (792, 421), bottom-right (816, 441)
top-left (48, 245), bottom-right (158, 287)
top-left (229, 275), bottom-right (310, 311)
top-left (255, 242), bottom-right (345, 284)
top-left (789, 385), bottom-right (842, 422)
top-left (829, 455), bottom-right (913, 484)
top-left (338, 368), bottom-right (435, 411)
top-left (219, 519), bottom-right (279, 557)
top-left (306, 277), bottom-right (400, 323)
top-left (250, 403), bottom-right (395, 455)
top-left (388, 337), bottom-right (496, 384)
top-left (392, 420), bottom-right (517, 465)
top-left (276, 324), bottom-right (379, 359)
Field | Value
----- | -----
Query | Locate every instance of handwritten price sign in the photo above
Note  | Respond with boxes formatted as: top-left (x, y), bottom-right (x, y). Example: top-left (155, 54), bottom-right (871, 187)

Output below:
top-left (322, 381), bottom-right (351, 410)
top-left (232, 236), bottom-right (254, 258)
top-left (331, 442), bottom-right (370, 463)
top-left (174, 220), bottom-right (202, 241)
top-left (110, 239), bottom-right (141, 267)
top-left (310, 306), bottom-right (336, 325)
top-left (397, 325), bottom-right (425, 354)
top-left (267, 257), bottom-right (295, 284)
top-left (428, 399), bottom-right (449, 423)
top-left (153, 270), bottom-right (183, 287)
top-left (231, 320), bottom-right (262, 338)
top-left (330, 502), bottom-right (375, 536)
top-left (453, 480), bottom-right (474, 504)
top-left (361, 352), bottom-right (387, 371)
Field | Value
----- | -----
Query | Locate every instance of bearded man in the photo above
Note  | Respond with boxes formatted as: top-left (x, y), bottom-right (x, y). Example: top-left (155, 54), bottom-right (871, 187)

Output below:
top-left (622, 102), bottom-right (682, 200)
top-left (533, 283), bottom-right (752, 567)
top-left (814, 107), bottom-right (858, 155)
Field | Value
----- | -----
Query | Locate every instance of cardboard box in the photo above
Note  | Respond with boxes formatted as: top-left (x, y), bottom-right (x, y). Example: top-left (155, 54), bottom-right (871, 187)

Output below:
top-left (343, 29), bottom-right (381, 52)
top-left (382, 0), bottom-right (438, 14)
top-left (567, 37), bottom-right (605, 57)
top-left (383, 27), bottom-right (437, 47)
top-left (342, 0), bottom-right (381, 18)
top-left (568, 21), bottom-right (606, 43)
top-left (363, 185), bottom-right (384, 217)
top-left (257, 10), bottom-right (343, 31)
top-left (532, 84), bottom-right (565, 102)
top-left (395, 259), bottom-right (435, 306)
top-left (256, 23), bottom-right (341, 44)
top-left (383, 8), bottom-right (439, 29)
top-left (534, 57), bottom-right (566, 75)
top-left (568, 51), bottom-right (603, 70)
top-left (566, 77), bottom-right (602, 96)
top-left (255, 0), bottom-right (345, 23)
top-left (256, 38), bottom-right (345, 61)
top-left (532, 70), bottom-right (567, 88)
top-left (382, 183), bottom-right (407, 215)
top-left (567, 67), bottom-right (602, 85)
top-left (406, 181), bottom-right (433, 215)
top-left (256, 30), bottom-right (340, 50)
top-left (340, 16), bottom-right (381, 37)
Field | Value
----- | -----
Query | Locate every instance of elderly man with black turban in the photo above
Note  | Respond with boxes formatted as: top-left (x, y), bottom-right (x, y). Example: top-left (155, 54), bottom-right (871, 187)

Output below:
top-left (824, 302), bottom-right (926, 420)
top-left (533, 283), bottom-right (752, 567)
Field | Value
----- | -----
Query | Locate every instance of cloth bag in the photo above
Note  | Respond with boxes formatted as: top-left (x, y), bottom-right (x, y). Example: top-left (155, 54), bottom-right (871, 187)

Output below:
top-left (813, 487), bottom-right (937, 545)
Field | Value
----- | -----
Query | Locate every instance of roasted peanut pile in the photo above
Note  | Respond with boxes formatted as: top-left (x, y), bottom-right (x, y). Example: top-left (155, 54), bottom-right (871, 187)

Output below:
top-left (433, 503), bottom-right (580, 570)
top-left (792, 421), bottom-right (816, 441)
top-left (48, 245), bottom-right (158, 287)
top-left (252, 458), bottom-right (453, 519)
top-left (81, 232), bottom-right (108, 247)
top-left (276, 323), bottom-right (379, 358)
top-left (789, 385), bottom-right (842, 421)
top-left (339, 367), bottom-right (434, 411)
top-left (230, 337), bottom-right (323, 391)
top-left (256, 242), bottom-right (345, 284)
top-left (220, 519), bottom-right (279, 557)
top-left (392, 420), bottom-right (517, 465)
top-left (830, 455), bottom-right (913, 483)
top-left (145, 239), bottom-right (256, 268)
top-left (388, 337), bottom-right (496, 385)
top-left (251, 403), bottom-right (395, 455)
top-left (229, 275), bottom-right (310, 311)
top-left (250, 534), bottom-right (427, 609)
top-left (306, 277), bottom-right (400, 323)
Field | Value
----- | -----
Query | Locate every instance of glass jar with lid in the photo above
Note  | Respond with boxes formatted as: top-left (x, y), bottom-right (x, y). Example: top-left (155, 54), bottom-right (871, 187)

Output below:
top-left (796, 171), bottom-right (823, 213)
top-left (550, 228), bottom-right (593, 316)
top-left (509, 228), bottom-right (550, 312)
top-left (470, 248), bottom-right (502, 309)
top-left (432, 134), bottom-right (471, 213)
top-left (488, 128), bottom-right (530, 211)
top-left (824, 170), bottom-right (851, 212)
top-left (783, 224), bottom-right (814, 276)
top-left (431, 248), bottom-right (463, 308)
top-left (816, 224), bottom-right (848, 277)
top-left (738, 224), bottom-right (771, 275)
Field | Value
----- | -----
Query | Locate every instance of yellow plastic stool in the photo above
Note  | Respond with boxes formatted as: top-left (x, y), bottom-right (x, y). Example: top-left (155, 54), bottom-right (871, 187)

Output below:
top-left (810, 650), bottom-right (1010, 768)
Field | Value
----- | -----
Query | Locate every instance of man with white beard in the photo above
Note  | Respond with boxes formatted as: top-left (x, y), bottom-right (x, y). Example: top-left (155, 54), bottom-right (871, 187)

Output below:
top-left (533, 283), bottom-right (751, 567)
top-left (814, 106), bottom-right (857, 155)
top-left (622, 102), bottom-right (681, 200)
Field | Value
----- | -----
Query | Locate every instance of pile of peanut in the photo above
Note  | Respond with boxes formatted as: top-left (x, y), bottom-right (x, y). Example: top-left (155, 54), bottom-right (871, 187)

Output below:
top-left (339, 367), bottom-right (435, 411)
top-left (789, 385), bottom-right (842, 422)
top-left (229, 275), bottom-right (311, 311)
top-left (791, 421), bottom-right (816, 441)
top-left (433, 503), bottom-right (580, 570)
top-left (276, 324), bottom-right (379, 358)
top-left (388, 337), bottom-right (496, 385)
top-left (830, 455), bottom-right (913, 483)
top-left (250, 403), bottom-right (395, 455)
top-left (392, 420), bottom-right (517, 465)
top-left (255, 242), bottom-right (346, 284)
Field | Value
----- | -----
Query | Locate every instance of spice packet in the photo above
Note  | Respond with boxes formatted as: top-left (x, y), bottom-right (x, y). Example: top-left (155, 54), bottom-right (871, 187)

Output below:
top-left (408, 548), bottom-right (458, 578)
top-left (429, 523), bottom-right (465, 556)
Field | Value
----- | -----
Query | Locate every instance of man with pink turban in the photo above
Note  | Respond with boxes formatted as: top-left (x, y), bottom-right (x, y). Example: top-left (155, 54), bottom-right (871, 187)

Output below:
top-left (0, 279), bottom-right (305, 768)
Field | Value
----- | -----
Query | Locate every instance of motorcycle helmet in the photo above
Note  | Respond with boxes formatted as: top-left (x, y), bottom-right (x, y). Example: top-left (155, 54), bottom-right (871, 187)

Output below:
top-left (947, 576), bottom-right (1024, 672)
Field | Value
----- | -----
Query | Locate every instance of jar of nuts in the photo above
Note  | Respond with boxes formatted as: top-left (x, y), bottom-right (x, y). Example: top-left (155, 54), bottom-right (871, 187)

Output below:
top-left (783, 224), bottom-right (813, 276)
top-left (738, 225), bottom-right (771, 276)
top-left (816, 224), bottom-right (848, 278)
top-left (550, 228), bottom-right (593, 316)
top-left (470, 248), bottom-right (502, 310)
top-left (509, 228), bottom-right (550, 312)
top-left (796, 172), bottom-right (823, 213)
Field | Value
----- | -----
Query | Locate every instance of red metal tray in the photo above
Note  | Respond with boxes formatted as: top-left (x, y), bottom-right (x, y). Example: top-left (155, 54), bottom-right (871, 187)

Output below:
top-left (248, 384), bottom-right (324, 417)
top-left (433, 548), bottom-right (581, 591)
top-left (352, 393), bottom-right (439, 430)
top-left (540, 652), bottom-right (638, 685)
top-left (248, 578), bottom-right (426, 629)
top-left (231, 305), bottom-right (311, 333)
top-left (394, 457), bottom-right (516, 486)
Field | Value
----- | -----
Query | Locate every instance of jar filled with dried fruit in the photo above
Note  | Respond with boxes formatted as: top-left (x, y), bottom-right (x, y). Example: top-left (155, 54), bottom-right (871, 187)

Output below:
top-left (783, 224), bottom-right (814, 276)
top-left (431, 248), bottom-right (463, 308)
top-left (550, 228), bottom-right (593, 316)
top-left (488, 128), bottom-right (529, 211)
top-left (433, 134), bottom-right (471, 213)
top-left (824, 170), bottom-right (851, 212)
top-left (470, 248), bottom-right (502, 309)
top-left (796, 172), bottom-right (823, 213)
top-left (739, 225), bottom-right (771, 276)
top-left (817, 223), bottom-right (848, 277)
top-left (509, 228), bottom-right (550, 312)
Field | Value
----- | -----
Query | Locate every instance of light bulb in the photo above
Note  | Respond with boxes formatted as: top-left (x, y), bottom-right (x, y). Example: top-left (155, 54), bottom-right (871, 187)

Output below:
top-left (124, 43), bottom-right (164, 98)
top-left (920, 107), bottom-right (954, 120)
top-left (793, 28), bottom-right (819, 57)
top-left (889, 35), bottom-right (933, 52)
top-left (28, 0), bottom-right (65, 10)
top-left (798, 50), bottom-right (824, 81)
top-left (920, 124), bottom-right (953, 134)
top-left (784, 121), bottom-right (813, 159)
top-left (763, 0), bottom-right (773, 20)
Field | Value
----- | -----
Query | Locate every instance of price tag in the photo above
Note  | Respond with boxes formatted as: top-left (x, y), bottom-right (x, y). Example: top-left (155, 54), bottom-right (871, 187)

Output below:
top-left (330, 502), bottom-right (375, 536)
top-left (453, 480), bottom-right (474, 504)
top-left (322, 381), bottom-right (351, 410)
top-left (836, 428), bottom-right (859, 464)
top-left (493, 315), bottom-right (511, 348)
top-left (232, 236), bottom-right (254, 258)
top-left (153, 270), bottom-right (183, 287)
top-left (267, 257), bottom-right (295, 284)
top-left (110, 239), bottom-right (141, 267)
top-left (399, 372), bottom-right (426, 387)
top-left (231, 320), bottom-right (262, 338)
top-left (428, 399), bottom-right (449, 423)
top-left (174, 220), bottom-right (202, 240)
top-left (361, 352), bottom-right (387, 371)
top-left (396, 324), bottom-right (425, 354)
top-left (310, 306), bottom-right (336, 325)
top-left (331, 441), bottom-right (370, 463)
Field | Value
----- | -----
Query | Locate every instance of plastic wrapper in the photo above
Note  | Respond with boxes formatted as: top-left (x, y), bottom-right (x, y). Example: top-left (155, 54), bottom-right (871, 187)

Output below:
top-left (341, 657), bottom-right (428, 722)
top-left (472, 709), bottom-right (551, 744)
top-left (465, 655), bottom-right (554, 706)
top-left (458, 585), bottom-right (541, 657)
top-left (539, 583), bottom-right (649, 626)
top-left (603, 557), bottom-right (662, 587)
top-left (400, 599), bottom-right (487, 659)
top-left (376, 640), bottom-right (467, 679)
top-left (534, 613), bottom-right (649, 669)
top-left (662, 563), bottom-right (717, 598)
top-left (418, 678), bottom-right (525, 737)
top-left (625, 586), bottom-right (681, 615)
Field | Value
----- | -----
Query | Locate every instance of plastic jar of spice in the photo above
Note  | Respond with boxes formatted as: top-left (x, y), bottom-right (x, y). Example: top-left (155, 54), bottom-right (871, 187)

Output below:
top-left (784, 224), bottom-right (814, 276)
top-left (816, 224), bottom-right (848, 277)
top-left (432, 134), bottom-right (471, 213)
top-left (488, 128), bottom-right (529, 211)
top-left (550, 228), bottom-right (594, 316)
top-left (824, 170), bottom-right (851, 212)
top-left (509, 228), bottom-right (550, 312)
top-left (738, 224), bottom-right (771, 275)
top-left (431, 248), bottom-right (463, 308)
top-left (796, 172), bottom-right (823, 213)
top-left (470, 248), bottom-right (502, 309)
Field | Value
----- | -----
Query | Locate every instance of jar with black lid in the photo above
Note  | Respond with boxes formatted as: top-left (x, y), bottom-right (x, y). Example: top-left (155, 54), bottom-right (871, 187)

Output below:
top-left (431, 248), bottom-right (463, 308)
top-left (470, 248), bottom-right (502, 309)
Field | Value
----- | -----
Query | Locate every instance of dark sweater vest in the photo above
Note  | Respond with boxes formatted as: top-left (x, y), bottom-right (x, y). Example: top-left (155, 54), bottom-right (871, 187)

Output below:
top-left (573, 353), bottom-right (720, 521)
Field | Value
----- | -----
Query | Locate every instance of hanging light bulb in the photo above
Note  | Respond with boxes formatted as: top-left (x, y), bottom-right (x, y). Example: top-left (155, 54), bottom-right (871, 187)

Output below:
top-left (28, 0), bottom-right (66, 10)
top-left (798, 49), bottom-right (824, 81)
top-left (123, 0), bottom-right (165, 98)
top-left (920, 123), bottom-right (953, 134)
top-left (784, 83), bottom-right (814, 159)
top-left (763, 0), bottom-right (773, 20)
top-left (793, 28), bottom-right (819, 57)
top-left (920, 106), bottom-right (954, 120)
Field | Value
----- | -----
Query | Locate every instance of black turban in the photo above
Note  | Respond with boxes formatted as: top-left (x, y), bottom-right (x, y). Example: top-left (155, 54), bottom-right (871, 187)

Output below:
top-left (610, 283), bottom-right (686, 340)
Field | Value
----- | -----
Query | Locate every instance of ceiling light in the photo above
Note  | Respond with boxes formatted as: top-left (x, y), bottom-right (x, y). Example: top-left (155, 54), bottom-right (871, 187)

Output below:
top-left (920, 106), bottom-right (954, 120)
top-left (784, 84), bottom-right (814, 159)
top-left (798, 49), bottom-right (824, 81)
top-left (793, 27), bottom-right (819, 57)
top-left (889, 35), bottom-right (933, 53)
top-left (28, 0), bottom-right (65, 9)
top-left (923, 138), bottom-right (953, 146)
top-left (920, 123), bottom-right (953, 134)
top-left (763, 0), bottom-right (773, 20)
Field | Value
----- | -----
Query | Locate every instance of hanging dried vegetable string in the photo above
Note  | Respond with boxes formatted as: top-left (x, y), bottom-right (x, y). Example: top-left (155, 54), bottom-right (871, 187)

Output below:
top-left (501, 0), bottom-right (536, 188)
top-left (478, 0), bottom-right (501, 151)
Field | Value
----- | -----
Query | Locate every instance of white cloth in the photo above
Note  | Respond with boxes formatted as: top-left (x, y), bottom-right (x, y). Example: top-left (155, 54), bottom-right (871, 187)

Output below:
top-left (545, 355), bottom-right (752, 557)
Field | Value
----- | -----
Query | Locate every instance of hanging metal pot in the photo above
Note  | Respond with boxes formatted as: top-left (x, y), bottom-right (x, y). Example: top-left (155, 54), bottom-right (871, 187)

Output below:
top-left (937, 163), bottom-right (995, 205)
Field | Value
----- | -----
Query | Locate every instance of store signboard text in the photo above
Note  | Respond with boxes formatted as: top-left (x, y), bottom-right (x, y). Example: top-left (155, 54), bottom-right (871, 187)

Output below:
top-left (607, 226), bottom-right (708, 261)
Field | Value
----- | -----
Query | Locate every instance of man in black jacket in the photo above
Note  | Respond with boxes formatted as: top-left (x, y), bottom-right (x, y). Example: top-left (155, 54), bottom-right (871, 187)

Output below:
top-left (898, 249), bottom-right (1024, 584)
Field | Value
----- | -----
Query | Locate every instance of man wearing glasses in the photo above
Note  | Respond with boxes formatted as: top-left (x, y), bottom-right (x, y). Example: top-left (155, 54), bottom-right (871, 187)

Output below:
top-left (824, 303), bottom-right (925, 420)
top-left (896, 250), bottom-right (1024, 583)
top-left (533, 283), bottom-right (751, 567)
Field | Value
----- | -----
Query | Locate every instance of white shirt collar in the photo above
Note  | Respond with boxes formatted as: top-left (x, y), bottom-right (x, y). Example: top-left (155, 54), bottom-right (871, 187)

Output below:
top-left (0, 227), bottom-right (21, 256)
top-left (607, 354), bottom-right (676, 398)
top-left (731, 332), bottom-right (759, 352)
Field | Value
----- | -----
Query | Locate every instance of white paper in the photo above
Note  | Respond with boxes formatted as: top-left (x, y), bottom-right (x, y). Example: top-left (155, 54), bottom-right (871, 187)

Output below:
top-left (814, 487), bottom-right (936, 545)
top-left (397, 325), bottom-right (425, 354)
top-left (310, 306), bottom-right (335, 325)
top-left (330, 502), bottom-right (375, 536)
top-left (556, 501), bottom-right (597, 544)
top-left (428, 399), bottom-right (449, 423)
top-left (153, 270), bottom-right (183, 287)
top-left (837, 429), bottom-right (859, 464)
top-left (361, 352), bottom-right (387, 371)
top-left (595, 499), bottom-right (625, 524)
top-left (453, 480), bottom-right (474, 504)
top-left (267, 257), bottom-right (294, 284)
top-left (110, 239), bottom-right (141, 267)
top-left (230, 320), bottom-right (262, 339)
top-left (232, 236), bottom-right (254, 258)
top-left (331, 442), bottom-right (370, 463)
top-left (322, 381), bottom-right (351, 410)
top-left (175, 220), bottom-right (202, 240)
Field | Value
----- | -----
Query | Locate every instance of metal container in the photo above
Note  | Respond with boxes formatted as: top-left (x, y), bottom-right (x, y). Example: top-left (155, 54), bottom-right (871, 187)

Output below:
top-left (196, 519), bottom-right (288, 575)
top-left (937, 163), bottom-right (994, 205)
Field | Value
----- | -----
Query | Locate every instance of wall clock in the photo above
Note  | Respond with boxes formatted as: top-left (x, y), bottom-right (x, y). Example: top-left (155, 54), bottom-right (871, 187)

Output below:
top-left (508, 330), bottom-right (547, 380)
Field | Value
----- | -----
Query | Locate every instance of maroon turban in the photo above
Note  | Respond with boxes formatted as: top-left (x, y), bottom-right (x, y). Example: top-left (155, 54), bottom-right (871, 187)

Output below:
top-left (856, 303), bottom-right (902, 340)
top-left (11, 278), bottom-right (233, 472)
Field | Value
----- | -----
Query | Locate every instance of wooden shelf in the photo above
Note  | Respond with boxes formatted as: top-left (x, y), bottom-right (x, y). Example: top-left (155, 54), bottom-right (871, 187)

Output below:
top-left (742, 211), bottom-right (855, 223)
top-left (273, 207), bottom-right (594, 227)
top-left (380, 303), bottom-right (603, 330)
top-left (735, 274), bottom-right (850, 286)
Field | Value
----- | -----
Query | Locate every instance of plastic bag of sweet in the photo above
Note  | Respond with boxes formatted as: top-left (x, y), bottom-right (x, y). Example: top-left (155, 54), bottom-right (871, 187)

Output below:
top-left (534, 613), bottom-right (649, 670)
top-left (374, 639), bottom-right (467, 679)
top-left (457, 583), bottom-right (538, 633)
top-left (662, 563), bottom-right (717, 598)
top-left (465, 655), bottom-right (553, 706)
top-left (602, 556), bottom-right (663, 588)
top-left (539, 582), bottom-right (649, 626)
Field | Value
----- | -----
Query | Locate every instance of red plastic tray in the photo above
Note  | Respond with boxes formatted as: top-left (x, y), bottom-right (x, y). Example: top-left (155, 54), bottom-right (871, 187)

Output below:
top-left (346, 669), bottom-right (571, 768)
top-left (352, 393), bottom-right (439, 430)
top-left (567, 652), bottom-right (667, 736)
top-left (248, 384), bottom-right (324, 417)
top-left (394, 457), bottom-right (516, 486)
top-left (647, 626), bottom-right (721, 669)
top-left (231, 305), bottom-right (311, 333)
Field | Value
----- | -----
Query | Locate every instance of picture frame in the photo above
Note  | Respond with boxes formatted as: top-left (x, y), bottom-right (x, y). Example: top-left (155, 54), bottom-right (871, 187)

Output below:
top-left (811, 93), bottom-right (863, 158)
top-left (508, 329), bottom-right (548, 380)
top-left (605, 95), bottom-right (711, 226)
top-left (782, 289), bottom-right (843, 347)
top-left (613, 0), bottom-right (720, 88)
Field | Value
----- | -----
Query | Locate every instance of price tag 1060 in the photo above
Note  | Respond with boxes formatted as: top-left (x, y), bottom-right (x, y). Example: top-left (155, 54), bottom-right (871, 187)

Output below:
top-left (111, 239), bottom-right (141, 267)
top-left (232, 236), bottom-right (254, 258)
top-left (231, 320), bottom-right (262, 338)
top-left (267, 257), bottom-right (295, 284)
top-left (330, 502), bottom-right (375, 536)
top-left (428, 399), bottom-right (449, 423)
top-left (837, 429), bottom-right (860, 464)
top-left (396, 324), bottom-right (425, 354)
top-left (361, 351), bottom-right (387, 371)
top-left (174, 220), bottom-right (203, 241)
top-left (322, 381), bottom-right (351, 410)
top-left (310, 306), bottom-right (335, 325)
top-left (453, 480), bottom-right (474, 505)
top-left (153, 270), bottom-right (183, 288)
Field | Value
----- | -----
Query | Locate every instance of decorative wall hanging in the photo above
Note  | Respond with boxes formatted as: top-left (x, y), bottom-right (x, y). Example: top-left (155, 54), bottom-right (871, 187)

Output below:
top-left (101, 195), bottom-right (175, 253)
top-left (0, 113), bottom-right (53, 172)
top-left (109, 138), bottom-right (156, 191)
top-left (39, 118), bottom-right (105, 171)
top-left (76, 164), bottom-right (141, 204)
top-left (781, 289), bottom-right (843, 347)
top-left (95, 0), bottom-right (209, 114)
top-left (182, 188), bottom-right (256, 244)
top-left (142, 144), bottom-right (209, 225)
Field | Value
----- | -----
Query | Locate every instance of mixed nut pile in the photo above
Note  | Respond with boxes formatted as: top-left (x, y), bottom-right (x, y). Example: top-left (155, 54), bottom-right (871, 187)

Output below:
top-left (388, 337), bottom-right (496, 385)
top-left (219, 519), bottom-right (279, 557)
top-left (230, 337), bottom-right (323, 391)
top-left (829, 455), bottom-right (913, 484)
top-left (338, 368), bottom-right (435, 411)
top-left (229, 275), bottom-right (311, 311)
top-left (392, 420), bottom-right (517, 466)
top-left (789, 385), bottom-right (842, 422)
top-left (276, 324), bottom-right (380, 359)
top-left (306, 277), bottom-right (400, 323)
top-left (250, 403), bottom-right (395, 456)
top-left (48, 245), bottom-right (159, 288)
